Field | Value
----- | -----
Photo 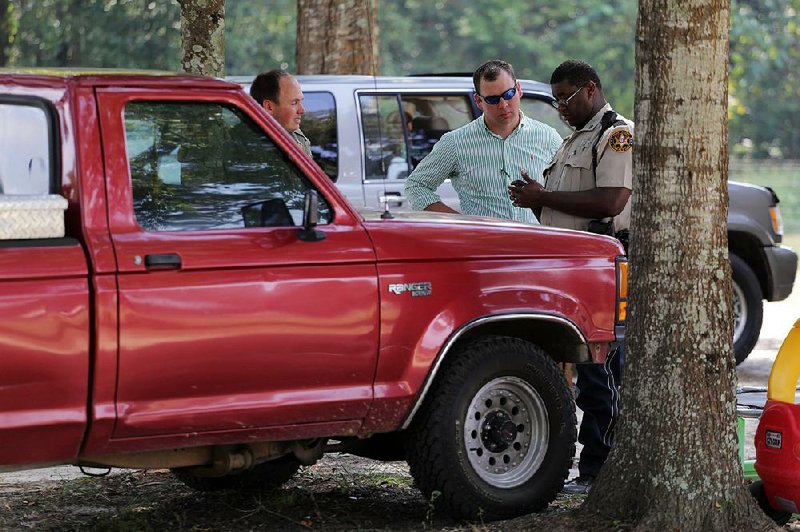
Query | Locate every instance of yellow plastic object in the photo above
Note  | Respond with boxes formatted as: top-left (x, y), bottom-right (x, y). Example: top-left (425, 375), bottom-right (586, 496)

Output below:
top-left (768, 319), bottom-right (800, 404)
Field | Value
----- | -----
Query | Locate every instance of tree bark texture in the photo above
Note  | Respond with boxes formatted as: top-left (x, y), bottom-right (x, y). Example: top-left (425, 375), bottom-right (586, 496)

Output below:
top-left (178, 0), bottom-right (225, 77)
top-left (583, 1), bottom-right (777, 529)
top-left (296, 0), bottom-right (378, 75)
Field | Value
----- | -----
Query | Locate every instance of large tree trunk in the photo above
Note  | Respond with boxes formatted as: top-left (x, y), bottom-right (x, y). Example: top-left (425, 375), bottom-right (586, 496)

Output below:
top-left (296, 0), bottom-right (378, 75)
top-left (177, 0), bottom-right (225, 77)
top-left (581, 1), bottom-right (776, 529)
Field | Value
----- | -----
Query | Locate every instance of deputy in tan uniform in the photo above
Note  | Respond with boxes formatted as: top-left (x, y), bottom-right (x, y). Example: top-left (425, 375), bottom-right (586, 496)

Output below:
top-left (509, 61), bottom-right (632, 236)
top-left (509, 59), bottom-right (632, 496)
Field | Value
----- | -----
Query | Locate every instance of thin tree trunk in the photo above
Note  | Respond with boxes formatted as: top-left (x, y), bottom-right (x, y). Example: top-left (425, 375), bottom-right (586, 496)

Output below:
top-left (296, 0), bottom-right (378, 75)
top-left (582, 0), bottom-right (777, 529)
top-left (177, 0), bottom-right (225, 77)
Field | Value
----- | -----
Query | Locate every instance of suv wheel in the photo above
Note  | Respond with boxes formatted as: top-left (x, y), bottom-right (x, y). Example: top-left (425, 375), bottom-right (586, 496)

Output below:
top-left (172, 455), bottom-right (301, 491)
top-left (406, 336), bottom-right (575, 521)
top-left (731, 254), bottom-right (763, 365)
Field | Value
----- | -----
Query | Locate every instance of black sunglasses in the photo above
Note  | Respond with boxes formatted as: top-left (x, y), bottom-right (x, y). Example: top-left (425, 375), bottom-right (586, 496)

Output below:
top-left (480, 86), bottom-right (517, 105)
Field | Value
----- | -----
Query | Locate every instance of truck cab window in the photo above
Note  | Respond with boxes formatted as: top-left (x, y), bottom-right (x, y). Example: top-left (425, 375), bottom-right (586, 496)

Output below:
top-left (0, 103), bottom-right (52, 195)
top-left (123, 101), bottom-right (331, 232)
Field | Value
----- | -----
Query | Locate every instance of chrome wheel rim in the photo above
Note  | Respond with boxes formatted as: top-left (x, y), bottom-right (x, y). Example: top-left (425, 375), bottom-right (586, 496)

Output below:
top-left (463, 376), bottom-right (548, 488)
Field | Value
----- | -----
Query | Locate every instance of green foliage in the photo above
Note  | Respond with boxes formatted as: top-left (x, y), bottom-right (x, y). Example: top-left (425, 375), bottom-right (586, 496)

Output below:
top-left (378, 0), bottom-right (636, 118)
top-left (729, 0), bottom-right (800, 158)
top-left (2, 0), bottom-right (799, 159)
top-left (8, 0), bottom-right (180, 69)
top-left (225, 0), bottom-right (296, 74)
top-left (729, 160), bottom-right (800, 232)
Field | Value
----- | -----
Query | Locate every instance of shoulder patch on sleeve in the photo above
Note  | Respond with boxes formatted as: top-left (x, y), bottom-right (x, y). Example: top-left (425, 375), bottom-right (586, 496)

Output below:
top-left (608, 128), bottom-right (633, 152)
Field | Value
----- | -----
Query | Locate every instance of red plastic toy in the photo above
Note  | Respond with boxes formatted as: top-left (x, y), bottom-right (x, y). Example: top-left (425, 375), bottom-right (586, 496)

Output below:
top-left (752, 319), bottom-right (800, 524)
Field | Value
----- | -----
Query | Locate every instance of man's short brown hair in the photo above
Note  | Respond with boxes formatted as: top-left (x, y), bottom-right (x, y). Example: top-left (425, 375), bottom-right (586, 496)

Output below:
top-left (473, 60), bottom-right (516, 94)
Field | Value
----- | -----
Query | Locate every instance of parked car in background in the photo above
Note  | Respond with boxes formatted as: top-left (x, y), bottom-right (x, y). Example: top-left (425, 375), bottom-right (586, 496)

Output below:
top-left (728, 182), bottom-right (797, 362)
top-left (229, 73), bottom-right (797, 364)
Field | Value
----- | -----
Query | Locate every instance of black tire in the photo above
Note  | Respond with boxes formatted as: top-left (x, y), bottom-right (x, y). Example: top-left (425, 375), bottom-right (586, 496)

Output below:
top-left (172, 455), bottom-right (301, 491)
top-left (406, 335), bottom-right (576, 521)
top-left (749, 480), bottom-right (792, 525)
top-left (731, 254), bottom-right (763, 365)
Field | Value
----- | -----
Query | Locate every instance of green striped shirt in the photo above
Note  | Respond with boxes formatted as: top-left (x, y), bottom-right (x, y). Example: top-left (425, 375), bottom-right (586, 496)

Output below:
top-left (404, 113), bottom-right (563, 224)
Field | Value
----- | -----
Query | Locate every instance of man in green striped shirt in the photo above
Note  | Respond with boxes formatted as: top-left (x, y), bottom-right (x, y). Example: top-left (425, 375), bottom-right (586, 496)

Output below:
top-left (404, 60), bottom-right (563, 224)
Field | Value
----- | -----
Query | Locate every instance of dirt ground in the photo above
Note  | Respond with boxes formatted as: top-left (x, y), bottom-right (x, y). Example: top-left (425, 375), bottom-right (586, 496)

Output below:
top-left (0, 454), bottom-right (589, 531)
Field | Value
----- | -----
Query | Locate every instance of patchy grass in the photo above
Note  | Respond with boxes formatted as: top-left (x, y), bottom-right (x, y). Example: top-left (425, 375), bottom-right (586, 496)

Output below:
top-left (782, 233), bottom-right (800, 252)
top-left (0, 455), bottom-right (586, 531)
top-left (729, 160), bottom-right (800, 232)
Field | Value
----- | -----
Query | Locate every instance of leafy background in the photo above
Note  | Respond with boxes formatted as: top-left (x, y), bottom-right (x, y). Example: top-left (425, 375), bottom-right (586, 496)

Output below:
top-left (2, 0), bottom-right (798, 227)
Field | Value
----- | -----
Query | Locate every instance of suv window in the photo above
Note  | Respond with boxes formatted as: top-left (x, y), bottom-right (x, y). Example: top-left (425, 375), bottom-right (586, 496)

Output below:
top-left (403, 95), bottom-right (472, 168)
top-left (358, 93), bottom-right (472, 181)
top-left (519, 97), bottom-right (573, 138)
top-left (0, 102), bottom-right (53, 195)
top-left (300, 92), bottom-right (338, 181)
top-left (123, 101), bottom-right (331, 232)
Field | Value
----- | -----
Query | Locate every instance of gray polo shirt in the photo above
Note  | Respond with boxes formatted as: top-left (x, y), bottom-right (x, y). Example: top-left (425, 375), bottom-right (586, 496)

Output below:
top-left (291, 128), bottom-right (312, 157)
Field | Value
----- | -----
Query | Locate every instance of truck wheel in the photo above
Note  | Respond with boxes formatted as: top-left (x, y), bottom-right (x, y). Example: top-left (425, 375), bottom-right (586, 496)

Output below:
top-left (406, 335), bottom-right (575, 521)
top-left (172, 455), bottom-right (300, 491)
top-left (749, 480), bottom-right (792, 525)
top-left (731, 254), bottom-right (763, 365)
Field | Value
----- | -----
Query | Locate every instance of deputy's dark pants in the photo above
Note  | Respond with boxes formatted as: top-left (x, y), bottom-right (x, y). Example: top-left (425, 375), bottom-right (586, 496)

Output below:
top-left (576, 345), bottom-right (623, 478)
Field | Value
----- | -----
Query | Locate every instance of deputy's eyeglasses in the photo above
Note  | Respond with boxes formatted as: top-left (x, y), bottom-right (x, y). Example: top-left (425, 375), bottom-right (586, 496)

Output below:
top-left (480, 86), bottom-right (517, 105)
top-left (551, 84), bottom-right (586, 109)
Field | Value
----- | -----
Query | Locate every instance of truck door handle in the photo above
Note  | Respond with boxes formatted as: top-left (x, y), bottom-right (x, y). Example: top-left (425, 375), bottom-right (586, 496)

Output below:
top-left (144, 253), bottom-right (182, 270)
top-left (379, 192), bottom-right (405, 207)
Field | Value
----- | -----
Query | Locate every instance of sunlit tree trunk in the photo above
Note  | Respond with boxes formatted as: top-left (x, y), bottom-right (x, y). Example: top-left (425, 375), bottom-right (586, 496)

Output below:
top-left (296, 0), bottom-right (378, 75)
top-left (583, 0), bottom-right (776, 529)
top-left (177, 0), bottom-right (224, 77)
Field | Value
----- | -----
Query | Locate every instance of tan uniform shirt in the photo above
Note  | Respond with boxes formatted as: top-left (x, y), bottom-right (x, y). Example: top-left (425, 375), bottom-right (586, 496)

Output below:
top-left (540, 104), bottom-right (633, 232)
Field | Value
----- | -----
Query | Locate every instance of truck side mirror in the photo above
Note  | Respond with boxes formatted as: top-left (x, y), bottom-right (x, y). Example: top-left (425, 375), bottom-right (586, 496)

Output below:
top-left (298, 189), bottom-right (326, 242)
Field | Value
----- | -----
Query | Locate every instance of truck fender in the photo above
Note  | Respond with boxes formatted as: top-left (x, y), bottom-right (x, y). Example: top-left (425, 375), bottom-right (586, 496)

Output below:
top-left (400, 312), bottom-right (586, 430)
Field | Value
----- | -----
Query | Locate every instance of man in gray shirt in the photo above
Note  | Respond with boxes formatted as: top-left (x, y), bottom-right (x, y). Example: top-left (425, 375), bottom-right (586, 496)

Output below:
top-left (250, 70), bottom-right (312, 157)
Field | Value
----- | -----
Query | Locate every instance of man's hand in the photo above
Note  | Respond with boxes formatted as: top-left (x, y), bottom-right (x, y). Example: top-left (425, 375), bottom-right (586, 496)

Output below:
top-left (508, 170), bottom-right (547, 209)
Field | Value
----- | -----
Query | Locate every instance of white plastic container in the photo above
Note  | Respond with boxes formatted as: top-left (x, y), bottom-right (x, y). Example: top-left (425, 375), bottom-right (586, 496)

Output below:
top-left (0, 195), bottom-right (68, 239)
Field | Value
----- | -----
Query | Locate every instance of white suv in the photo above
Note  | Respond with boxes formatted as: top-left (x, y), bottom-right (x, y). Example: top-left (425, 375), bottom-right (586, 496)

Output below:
top-left (229, 75), bottom-right (572, 212)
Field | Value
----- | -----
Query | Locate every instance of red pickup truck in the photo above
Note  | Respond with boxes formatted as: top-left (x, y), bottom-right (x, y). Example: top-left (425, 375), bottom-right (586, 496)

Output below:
top-left (0, 70), bottom-right (626, 521)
